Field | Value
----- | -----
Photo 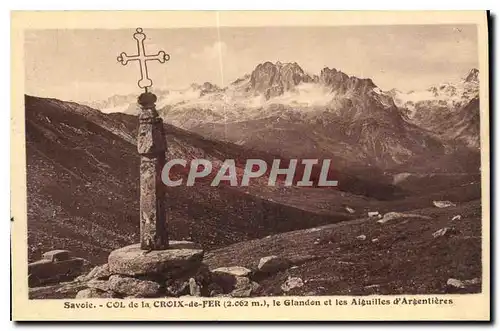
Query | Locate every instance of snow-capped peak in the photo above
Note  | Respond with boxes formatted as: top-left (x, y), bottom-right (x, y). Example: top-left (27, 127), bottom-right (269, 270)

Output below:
top-left (391, 69), bottom-right (479, 112)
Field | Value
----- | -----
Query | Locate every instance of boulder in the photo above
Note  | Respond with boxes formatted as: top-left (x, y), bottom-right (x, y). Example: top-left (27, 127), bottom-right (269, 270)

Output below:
top-left (165, 278), bottom-right (190, 297)
top-left (281, 277), bottom-right (304, 292)
top-left (190, 263), bottom-right (212, 287)
top-left (75, 288), bottom-right (115, 299)
top-left (446, 278), bottom-right (465, 289)
top-left (108, 275), bottom-right (161, 297)
top-left (161, 263), bottom-right (212, 297)
top-left (345, 206), bottom-right (355, 214)
top-left (446, 277), bottom-right (481, 290)
top-left (87, 279), bottom-right (111, 292)
top-left (212, 266), bottom-right (252, 278)
top-left (210, 266), bottom-right (253, 293)
top-left (378, 212), bottom-right (431, 224)
top-left (258, 256), bottom-right (291, 273)
top-left (207, 283), bottom-right (225, 297)
top-left (210, 274), bottom-right (237, 294)
top-left (189, 277), bottom-right (201, 296)
top-left (432, 227), bottom-right (456, 238)
top-left (433, 200), bottom-right (456, 208)
top-left (230, 277), bottom-right (259, 297)
top-left (85, 264), bottom-right (111, 280)
top-left (108, 242), bottom-right (203, 276)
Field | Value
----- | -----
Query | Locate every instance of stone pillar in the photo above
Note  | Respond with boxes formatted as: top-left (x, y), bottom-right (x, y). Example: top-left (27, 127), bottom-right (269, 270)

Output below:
top-left (137, 92), bottom-right (168, 250)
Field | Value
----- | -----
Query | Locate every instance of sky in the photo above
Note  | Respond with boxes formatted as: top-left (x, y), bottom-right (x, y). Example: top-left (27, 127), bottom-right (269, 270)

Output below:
top-left (24, 25), bottom-right (478, 103)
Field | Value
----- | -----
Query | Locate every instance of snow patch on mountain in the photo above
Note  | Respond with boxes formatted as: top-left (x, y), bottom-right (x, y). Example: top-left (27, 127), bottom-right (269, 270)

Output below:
top-left (391, 68), bottom-right (479, 115)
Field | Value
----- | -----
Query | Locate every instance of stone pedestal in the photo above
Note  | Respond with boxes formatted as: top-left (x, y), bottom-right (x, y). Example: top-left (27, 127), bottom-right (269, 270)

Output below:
top-left (108, 242), bottom-right (203, 276)
top-left (75, 241), bottom-right (208, 298)
top-left (137, 92), bottom-right (168, 251)
top-left (74, 245), bottom-right (271, 299)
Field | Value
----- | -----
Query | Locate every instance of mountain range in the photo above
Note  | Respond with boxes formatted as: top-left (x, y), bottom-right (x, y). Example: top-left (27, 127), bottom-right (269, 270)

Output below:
top-left (85, 62), bottom-right (480, 176)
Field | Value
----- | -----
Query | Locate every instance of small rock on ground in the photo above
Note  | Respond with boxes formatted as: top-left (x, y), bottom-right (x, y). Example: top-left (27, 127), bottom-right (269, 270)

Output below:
top-left (281, 277), bottom-right (304, 292)
top-left (258, 256), bottom-right (291, 273)
top-left (230, 277), bottom-right (259, 297)
top-left (212, 266), bottom-right (252, 277)
top-left (189, 277), bottom-right (201, 296)
top-left (432, 227), bottom-right (456, 238)
top-left (447, 277), bottom-right (481, 289)
top-left (378, 212), bottom-right (431, 224)
top-left (345, 206), bottom-right (356, 214)
top-left (433, 200), bottom-right (456, 208)
top-left (165, 278), bottom-right (190, 297)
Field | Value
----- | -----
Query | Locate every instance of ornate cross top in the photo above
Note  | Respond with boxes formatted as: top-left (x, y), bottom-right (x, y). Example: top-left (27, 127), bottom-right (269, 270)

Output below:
top-left (117, 27), bottom-right (170, 91)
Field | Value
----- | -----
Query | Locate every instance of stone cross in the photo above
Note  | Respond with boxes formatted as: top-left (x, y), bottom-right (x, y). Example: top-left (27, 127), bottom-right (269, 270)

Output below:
top-left (117, 28), bottom-right (170, 250)
top-left (117, 27), bottom-right (170, 91)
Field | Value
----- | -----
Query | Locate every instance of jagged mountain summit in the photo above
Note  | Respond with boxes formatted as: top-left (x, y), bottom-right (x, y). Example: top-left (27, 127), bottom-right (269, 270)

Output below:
top-left (90, 61), bottom-right (398, 121)
top-left (162, 61), bottom-right (445, 170)
top-left (249, 61), bottom-right (315, 99)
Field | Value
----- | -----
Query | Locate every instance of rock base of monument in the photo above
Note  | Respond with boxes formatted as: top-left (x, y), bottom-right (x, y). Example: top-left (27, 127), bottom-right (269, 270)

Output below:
top-left (108, 241), bottom-right (204, 276)
top-left (76, 241), bottom-right (212, 298)
top-left (74, 241), bottom-right (277, 299)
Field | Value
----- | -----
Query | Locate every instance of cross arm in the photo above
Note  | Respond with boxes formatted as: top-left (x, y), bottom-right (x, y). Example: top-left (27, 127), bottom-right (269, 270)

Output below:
top-left (145, 51), bottom-right (170, 63)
